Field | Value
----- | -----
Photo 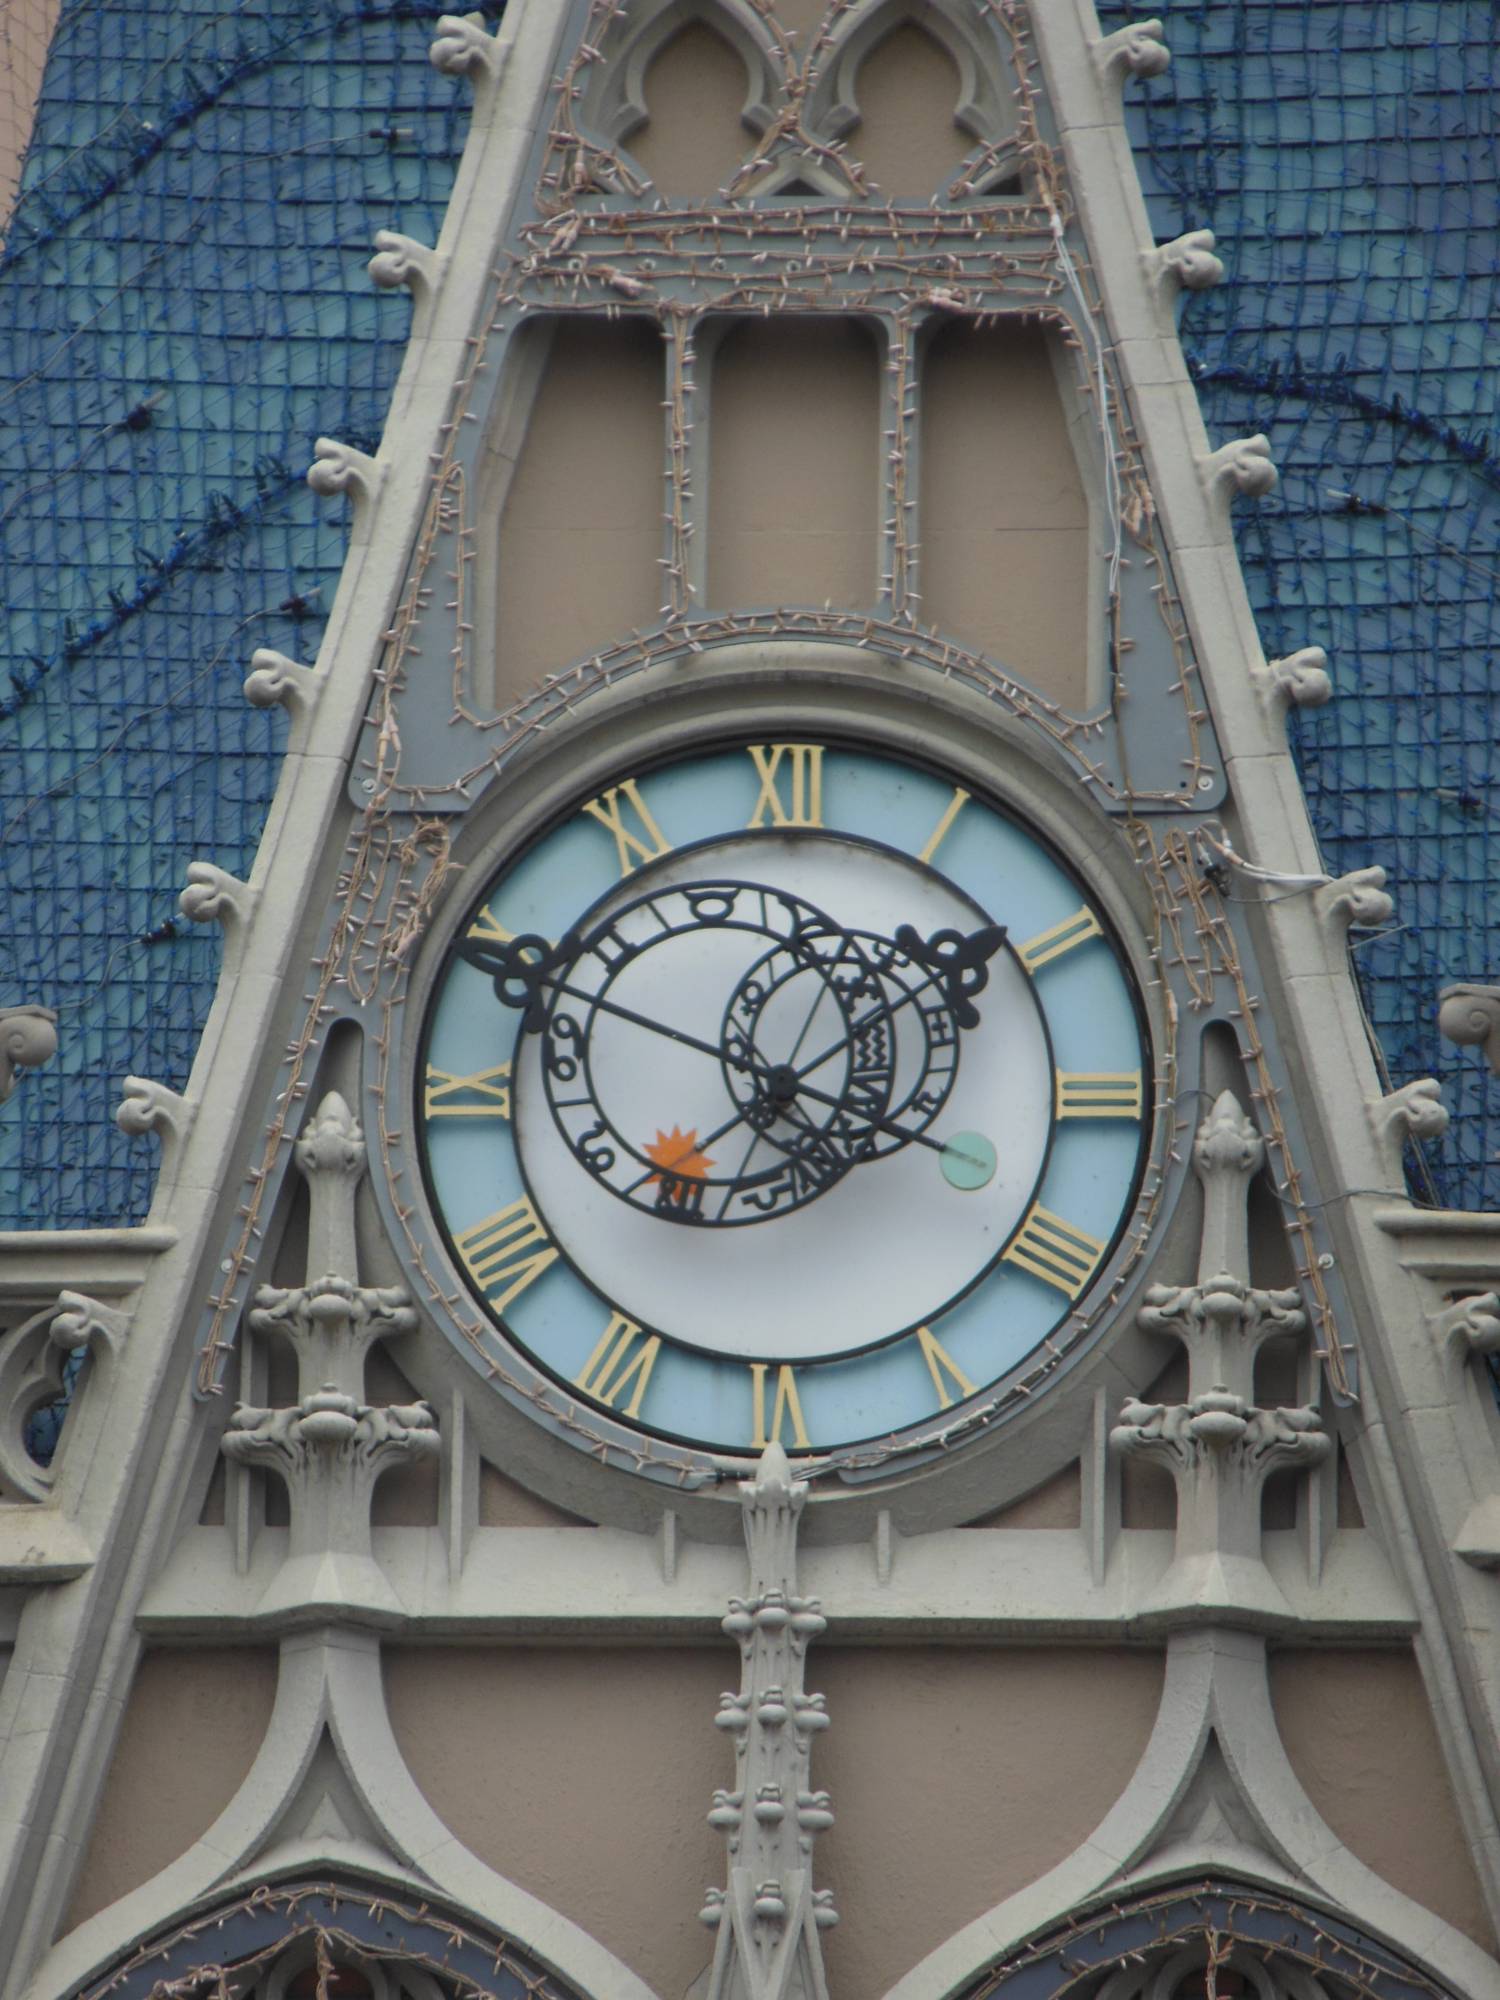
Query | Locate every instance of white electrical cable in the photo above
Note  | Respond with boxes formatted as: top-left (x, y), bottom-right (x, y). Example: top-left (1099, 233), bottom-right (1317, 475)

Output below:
top-left (1196, 824), bottom-right (1332, 890)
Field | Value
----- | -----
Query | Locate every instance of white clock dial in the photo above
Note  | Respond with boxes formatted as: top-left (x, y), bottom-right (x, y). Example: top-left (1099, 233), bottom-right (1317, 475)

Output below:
top-left (419, 739), bottom-right (1150, 1455)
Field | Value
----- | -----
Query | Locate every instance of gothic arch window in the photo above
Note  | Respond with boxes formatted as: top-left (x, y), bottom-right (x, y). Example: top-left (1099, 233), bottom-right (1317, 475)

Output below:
top-left (578, 0), bottom-right (780, 202)
top-left (72, 1878), bottom-right (597, 2000)
top-left (808, 0), bottom-right (1021, 202)
top-left (958, 1880), bottom-right (1456, 2000)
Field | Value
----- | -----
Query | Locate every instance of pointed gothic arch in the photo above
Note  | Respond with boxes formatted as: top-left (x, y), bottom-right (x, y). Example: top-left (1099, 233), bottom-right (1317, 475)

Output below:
top-left (953, 1879), bottom-right (1468, 2000)
top-left (806, 0), bottom-right (1018, 198)
top-left (64, 1874), bottom-right (617, 2000)
top-left (579, 0), bottom-right (781, 191)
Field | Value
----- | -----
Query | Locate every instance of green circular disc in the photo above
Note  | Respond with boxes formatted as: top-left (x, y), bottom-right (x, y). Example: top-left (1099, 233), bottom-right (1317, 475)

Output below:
top-left (940, 1131), bottom-right (997, 1191)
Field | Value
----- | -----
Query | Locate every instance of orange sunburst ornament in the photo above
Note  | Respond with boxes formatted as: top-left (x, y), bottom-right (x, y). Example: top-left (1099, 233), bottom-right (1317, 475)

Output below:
top-left (643, 1124), bottom-right (715, 1203)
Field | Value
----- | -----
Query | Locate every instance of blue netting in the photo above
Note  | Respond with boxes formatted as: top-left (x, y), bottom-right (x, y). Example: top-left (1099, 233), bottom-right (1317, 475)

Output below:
top-left (1099, 0), bottom-right (1500, 1208)
top-left (0, 0), bottom-right (500, 1225)
top-left (0, 0), bottom-right (1496, 1223)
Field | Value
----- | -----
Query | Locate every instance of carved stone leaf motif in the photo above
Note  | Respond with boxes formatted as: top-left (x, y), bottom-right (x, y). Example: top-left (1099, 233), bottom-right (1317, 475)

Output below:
top-left (702, 1444), bottom-right (834, 2000)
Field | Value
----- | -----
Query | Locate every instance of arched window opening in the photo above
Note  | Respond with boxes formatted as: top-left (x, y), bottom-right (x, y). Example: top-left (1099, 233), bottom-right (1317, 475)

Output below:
top-left (845, 21), bottom-right (969, 198)
top-left (74, 1879), bottom-right (594, 2000)
top-left (627, 20), bottom-right (753, 200)
top-left (958, 1879), bottom-right (1458, 2000)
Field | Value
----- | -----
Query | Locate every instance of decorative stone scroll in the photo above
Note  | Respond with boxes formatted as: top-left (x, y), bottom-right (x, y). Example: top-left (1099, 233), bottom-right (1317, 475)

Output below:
top-left (1438, 982), bottom-right (1500, 1078)
top-left (1111, 1092), bottom-right (1329, 1624)
top-left (0, 1005), bottom-right (57, 1104)
top-left (700, 1443), bottom-right (836, 2000)
top-left (221, 1091), bottom-right (437, 1621)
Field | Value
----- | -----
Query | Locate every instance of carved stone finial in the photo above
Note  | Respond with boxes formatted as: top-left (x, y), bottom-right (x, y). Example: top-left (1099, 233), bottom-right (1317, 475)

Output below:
top-left (223, 1087), bottom-right (430, 1621)
top-left (429, 11), bottom-right (509, 88)
top-left (244, 649), bottom-right (322, 741)
top-left (1146, 229), bottom-right (1224, 298)
top-left (1438, 983), bottom-right (1500, 1078)
top-left (1122, 1087), bottom-right (1327, 1624)
top-left (115, 1076), bottom-right (194, 1178)
top-left (368, 229), bottom-right (443, 308)
top-left (1372, 1077), bottom-right (1448, 1176)
top-left (702, 1444), bottom-right (834, 2000)
top-left (0, 1005), bottom-right (58, 1104)
top-left (1315, 865), bottom-right (1393, 936)
top-left (293, 1091), bottom-right (366, 1287)
top-left (1191, 1091), bottom-right (1262, 1287)
top-left (179, 861), bottom-right (256, 963)
top-left (1095, 18), bottom-right (1170, 83)
top-left (307, 438), bottom-right (382, 527)
top-left (1201, 435), bottom-right (1278, 525)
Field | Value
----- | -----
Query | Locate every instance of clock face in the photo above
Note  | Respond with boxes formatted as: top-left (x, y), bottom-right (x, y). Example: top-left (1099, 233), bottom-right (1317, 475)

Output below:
top-left (418, 738), bottom-right (1149, 1456)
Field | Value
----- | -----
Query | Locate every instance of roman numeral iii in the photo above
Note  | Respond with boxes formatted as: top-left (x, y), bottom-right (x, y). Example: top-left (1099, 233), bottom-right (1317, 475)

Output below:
top-left (452, 1197), bottom-right (558, 1312)
top-left (1003, 1205), bottom-right (1106, 1299)
top-left (1055, 1071), bottom-right (1143, 1120)
top-left (747, 743), bottom-right (824, 829)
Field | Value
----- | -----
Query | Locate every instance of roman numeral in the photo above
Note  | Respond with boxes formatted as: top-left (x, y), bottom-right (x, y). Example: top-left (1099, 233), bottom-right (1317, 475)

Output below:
top-left (468, 904), bottom-right (516, 945)
top-left (750, 1362), bottom-right (810, 1449)
top-left (917, 786), bottom-right (970, 865)
top-left (574, 1312), bottom-right (661, 1419)
top-left (424, 1062), bottom-right (512, 1120)
top-left (747, 743), bottom-right (824, 829)
top-left (453, 1196), bottom-right (558, 1313)
top-left (1055, 1071), bottom-right (1143, 1120)
top-left (916, 1325), bottom-right (976, 1410)
top-left (1016, 905), bottom-right (1103, 973)
top-left (580, 778), bottom-right (672, 877)
top-left (1003, 1205), bottom-right (1106, 1299)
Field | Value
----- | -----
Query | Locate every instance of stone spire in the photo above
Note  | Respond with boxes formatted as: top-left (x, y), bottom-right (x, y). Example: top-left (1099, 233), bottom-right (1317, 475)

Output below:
top-left (700, 1444), bottom-right (836, 2000)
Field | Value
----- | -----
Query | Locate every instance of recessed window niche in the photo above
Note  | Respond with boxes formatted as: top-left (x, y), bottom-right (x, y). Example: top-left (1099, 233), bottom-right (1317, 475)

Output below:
top-left (484, 318), bottom-right (666, 707)
top-left (705, 317), bottom-right (880, 612)
top-left (626, 20), bottom-right (751, 200)
top-left (847, 22), bottom-right (969, 198)
top-left (919, 319), bottom-right (1097, 710)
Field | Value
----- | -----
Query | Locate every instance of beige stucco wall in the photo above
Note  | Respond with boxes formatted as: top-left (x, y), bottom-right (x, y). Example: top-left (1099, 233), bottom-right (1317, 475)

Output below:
top-left (62, 1647), bottom-right (278, 1933)
top-left (627, 23), bottom-right (749, 199)
top-left (0, 0), bottom-right (57, 231)
top-left (385, 1643), bottom-right (1164, 1999)
top-left (1271, 1647), bottom-right (1495, 1953)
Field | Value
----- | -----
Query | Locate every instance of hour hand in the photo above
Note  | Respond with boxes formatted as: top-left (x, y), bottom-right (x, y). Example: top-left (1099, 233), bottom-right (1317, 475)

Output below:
top-left (890, 920), bottom-right (1008, 1029)
top-left (457, 931), bottom-right (579, 1032)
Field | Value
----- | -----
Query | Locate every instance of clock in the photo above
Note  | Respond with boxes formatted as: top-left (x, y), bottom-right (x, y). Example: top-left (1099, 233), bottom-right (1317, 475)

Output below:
top-left (417, 735), bottom-right (1149, 1458)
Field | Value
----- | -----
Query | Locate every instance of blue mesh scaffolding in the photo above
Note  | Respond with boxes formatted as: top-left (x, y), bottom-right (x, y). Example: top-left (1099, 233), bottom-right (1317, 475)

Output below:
top-left (0, 0), bottom-right (1497, 1226)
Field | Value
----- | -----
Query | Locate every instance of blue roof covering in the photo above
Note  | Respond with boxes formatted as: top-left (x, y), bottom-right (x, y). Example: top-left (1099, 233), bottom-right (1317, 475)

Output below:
top-left (2, 0), bottom-right (1497, 1223)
